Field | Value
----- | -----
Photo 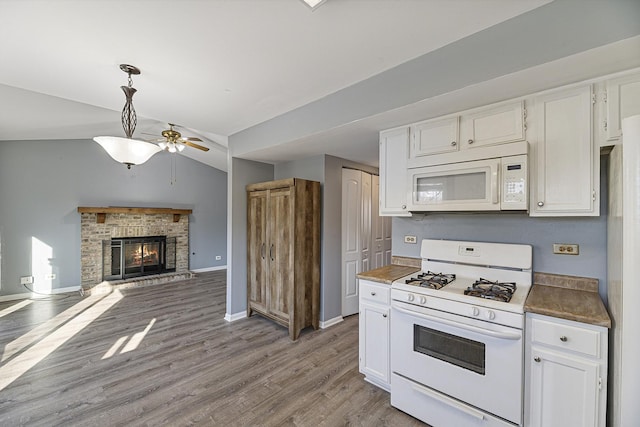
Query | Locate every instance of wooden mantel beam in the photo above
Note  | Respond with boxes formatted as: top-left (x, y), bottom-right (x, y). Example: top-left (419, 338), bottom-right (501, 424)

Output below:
top-left (77, 207), bottom-right (193, 223)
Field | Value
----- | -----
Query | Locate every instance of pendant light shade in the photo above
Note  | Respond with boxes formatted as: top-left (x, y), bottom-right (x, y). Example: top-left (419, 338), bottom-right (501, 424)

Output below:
top-left (93, 136), bottom-right (162, 168)
top-left (94, 64), bottom-right (161, 169)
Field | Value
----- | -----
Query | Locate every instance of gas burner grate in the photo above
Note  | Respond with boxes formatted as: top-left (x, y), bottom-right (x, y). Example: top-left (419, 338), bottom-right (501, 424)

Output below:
top-left (464, 278), bottom-right (517, 302)
top-left (405, 271), bottom-right (456, 290)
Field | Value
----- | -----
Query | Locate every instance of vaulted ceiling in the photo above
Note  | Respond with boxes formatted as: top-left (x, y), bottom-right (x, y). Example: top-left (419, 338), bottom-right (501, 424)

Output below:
top-left (1, 0), bottom-right (639, 172)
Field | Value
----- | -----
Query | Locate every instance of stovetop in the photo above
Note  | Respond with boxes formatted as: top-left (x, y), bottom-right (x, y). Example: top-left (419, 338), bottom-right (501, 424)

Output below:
top-left (392, 271), bottom-right (531, 314)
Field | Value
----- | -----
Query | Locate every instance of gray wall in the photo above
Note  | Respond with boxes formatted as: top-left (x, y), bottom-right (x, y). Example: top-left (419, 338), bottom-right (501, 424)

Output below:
top-left (392, 157), bottom-right (609, 302)
top-left (0, 139), bottom-right (227, 297)
top-left (226, 157), bottom-right (274, 317)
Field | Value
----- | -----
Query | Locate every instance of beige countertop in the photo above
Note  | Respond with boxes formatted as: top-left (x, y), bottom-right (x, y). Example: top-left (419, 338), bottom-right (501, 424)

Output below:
top-left (524, 272), bottom-right (611, 328)
top-left (357, 264), bottom-right (420, 285)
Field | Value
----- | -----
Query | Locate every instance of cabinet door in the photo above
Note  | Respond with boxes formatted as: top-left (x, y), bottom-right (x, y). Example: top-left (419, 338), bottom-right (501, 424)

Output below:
top-left (411, 116), bottom-right (459, 158)
top-left (266, 187), bottom-right (294, 324)
top-left (359, 301), bottom-right (390, 387)
top-left (605, 73), bottom-right (640, 142)
top-left (528, 347), bottom-right (600, 427)
top-left (247, 190), bottom-right (268, 312)
top-left (531, 85), bottom-right (597, 216)
top-left (460, 101), bottom-right (525, 149)
top-left (379, 127), bottom-right (411, 216)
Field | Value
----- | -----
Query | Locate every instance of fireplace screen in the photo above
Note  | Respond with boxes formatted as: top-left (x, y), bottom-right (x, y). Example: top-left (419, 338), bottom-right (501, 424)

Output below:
top-left (102, 236), bottom-right (176, 281)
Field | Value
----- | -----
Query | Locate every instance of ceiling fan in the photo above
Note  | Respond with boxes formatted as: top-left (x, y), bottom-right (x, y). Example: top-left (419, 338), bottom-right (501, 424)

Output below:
top-left (143, 124), bottom-right (210, 153)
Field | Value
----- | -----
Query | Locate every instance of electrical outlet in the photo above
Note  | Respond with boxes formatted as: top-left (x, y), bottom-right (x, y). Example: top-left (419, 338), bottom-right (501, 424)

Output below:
top-left (404, 235), bottom-right (417, 244)
top-left (215, 255), bottom-right (222, 260)
top-left (20, 276), bottom-right (34, 285)
top-left (553, 243), bottom-right (579, 255)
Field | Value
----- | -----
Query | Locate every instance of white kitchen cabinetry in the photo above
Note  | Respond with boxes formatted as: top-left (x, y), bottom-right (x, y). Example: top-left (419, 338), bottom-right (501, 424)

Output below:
top-left (530, 85), bottom-right (599, 216)
top-left (408, 101), bottom-right (525, 166)
top-left (410, 116), bottom-right (459, 158)
top-left (359, 279), bottom-right (390, 391)
top-left (459, 100), bottom-right (525, 149)
top-left (602, 72), bottom-right (640, 144)
top-left (525, 313), bottom-right (608, 427)
top-left (379, 126), bottom-right (411, 216)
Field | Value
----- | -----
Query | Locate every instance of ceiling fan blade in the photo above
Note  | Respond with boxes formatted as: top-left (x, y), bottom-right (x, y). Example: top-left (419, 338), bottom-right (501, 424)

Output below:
top-left (183, 137), bottom-right (203, 142)
top-left (183, 140), bottom-right (210, 152)
top-left (140, 132), bottom-right (160, 136)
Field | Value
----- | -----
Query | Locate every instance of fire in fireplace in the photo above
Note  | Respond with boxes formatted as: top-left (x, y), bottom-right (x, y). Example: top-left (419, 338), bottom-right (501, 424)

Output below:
top-left (102, 236), bottom-right (176, 281)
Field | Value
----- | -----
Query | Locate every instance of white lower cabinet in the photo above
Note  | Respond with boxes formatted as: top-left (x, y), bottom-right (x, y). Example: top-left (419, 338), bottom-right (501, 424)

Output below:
top-left (525, 313), bottom-right (607, 427)
top-left (358, 279), bottom-right (390, 391)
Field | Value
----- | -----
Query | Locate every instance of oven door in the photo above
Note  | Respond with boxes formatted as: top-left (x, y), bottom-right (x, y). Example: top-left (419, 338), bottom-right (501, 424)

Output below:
top-left (391, 300), bottom-right (523, 425)
top-left (407, 158), bottom-right (500, 211)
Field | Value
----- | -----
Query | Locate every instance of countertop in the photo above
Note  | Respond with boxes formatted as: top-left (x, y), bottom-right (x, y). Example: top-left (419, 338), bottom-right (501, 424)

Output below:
top-left (356, 260), bottom-right (420, 285)
top-left (524, 272), bottom-right (611, 328)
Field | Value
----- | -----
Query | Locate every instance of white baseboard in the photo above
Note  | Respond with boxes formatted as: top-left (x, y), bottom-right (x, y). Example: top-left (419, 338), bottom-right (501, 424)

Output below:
top-left (320, 316), bottom-right (344, 329)
top-left (224, 311), bottom-right (247, 322)
top-left (0, 286), bottom-right (81, 302)
top-left (191, 265), bottom-right (227, 273)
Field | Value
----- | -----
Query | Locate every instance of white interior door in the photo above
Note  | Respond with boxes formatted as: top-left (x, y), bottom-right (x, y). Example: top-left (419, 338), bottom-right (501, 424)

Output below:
top-left (371, 175), bottom-right (392, 269)
top-left (342, 168), bottom-right (363, 316)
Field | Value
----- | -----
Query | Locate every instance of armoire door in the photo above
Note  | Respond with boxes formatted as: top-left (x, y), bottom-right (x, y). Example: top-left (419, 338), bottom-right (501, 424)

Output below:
top-left (266, 186), bottom-right (294, 324)
top-left (247, 190), bottom-right (268, 313)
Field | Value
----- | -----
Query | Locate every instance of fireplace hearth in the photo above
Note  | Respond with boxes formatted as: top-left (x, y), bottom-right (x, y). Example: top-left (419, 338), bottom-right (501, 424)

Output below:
top-left (103, 236), bottom-right (176, 281)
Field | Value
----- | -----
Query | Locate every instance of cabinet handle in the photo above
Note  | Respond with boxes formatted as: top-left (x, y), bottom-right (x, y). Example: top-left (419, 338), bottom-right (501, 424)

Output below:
top-left (534, 357), bottom-right (541, 363)
top-left (537, 201), bottom-right (544, 207)
top-left (371, 292), bottom-right (376, 296)
top-left (560, 336), bottom-right (568, 342)
top-left (269, 244), bottom-right (274, 261)
top-left (383, 313), bottom-right (388, 318)
top-left (468, 139), bottom-right (474, 144)
top-left (261, 243), bottom-right (265, 260)
top-left (401, 204), bottom-right (406, 210)
top-left (451, 141), bottom-right (457, 147)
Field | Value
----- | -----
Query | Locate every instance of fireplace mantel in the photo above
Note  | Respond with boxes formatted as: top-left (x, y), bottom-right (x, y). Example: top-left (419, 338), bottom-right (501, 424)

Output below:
top-left (77, 207), bottom-right (193, 223)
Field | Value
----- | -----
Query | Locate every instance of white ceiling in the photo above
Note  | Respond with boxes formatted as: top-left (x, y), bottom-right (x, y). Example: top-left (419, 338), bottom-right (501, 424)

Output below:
top-left (0, 0), bottom-right (553, 171)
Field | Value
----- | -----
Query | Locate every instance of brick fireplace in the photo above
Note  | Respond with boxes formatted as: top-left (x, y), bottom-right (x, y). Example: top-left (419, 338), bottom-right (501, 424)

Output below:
top-left (78, 207), bottom-right (192, 288)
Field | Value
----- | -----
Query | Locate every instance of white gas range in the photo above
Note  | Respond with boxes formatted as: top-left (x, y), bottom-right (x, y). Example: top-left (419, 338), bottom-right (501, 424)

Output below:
top-left (390, 239), bottom-right (532, 427)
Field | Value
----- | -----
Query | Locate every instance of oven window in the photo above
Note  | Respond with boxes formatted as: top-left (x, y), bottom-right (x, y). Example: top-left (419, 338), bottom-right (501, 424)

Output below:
top-left (414, 325), bottom-right (485, 375)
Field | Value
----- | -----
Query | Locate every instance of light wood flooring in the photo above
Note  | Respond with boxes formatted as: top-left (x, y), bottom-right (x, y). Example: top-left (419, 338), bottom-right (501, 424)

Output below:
top-left (0, 271), bottom-right (423, 426)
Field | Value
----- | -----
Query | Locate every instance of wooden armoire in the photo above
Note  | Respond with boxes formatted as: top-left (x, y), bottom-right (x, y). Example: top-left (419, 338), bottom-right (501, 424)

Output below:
top-left (246, 178), bottom-right (320, 340)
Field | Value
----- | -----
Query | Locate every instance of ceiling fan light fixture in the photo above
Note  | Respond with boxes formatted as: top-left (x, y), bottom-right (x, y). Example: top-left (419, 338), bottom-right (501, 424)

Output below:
top-left (177, 144), bottom-right (186, 152)
top-left (94, 64), bottom-right (161, 168)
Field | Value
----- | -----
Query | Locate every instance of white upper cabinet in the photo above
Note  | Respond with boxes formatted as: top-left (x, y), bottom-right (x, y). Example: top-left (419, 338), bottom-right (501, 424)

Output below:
top-left (530, 85), bottom-right (598, 216)
top-left (379, 126), bottom-right (411, 216)
top-left (603, 72), bottom-right (640, 143)
top-left (460, 101), bottom-right (525, 149)
top-left (410, 116), bottom-right (459, 158)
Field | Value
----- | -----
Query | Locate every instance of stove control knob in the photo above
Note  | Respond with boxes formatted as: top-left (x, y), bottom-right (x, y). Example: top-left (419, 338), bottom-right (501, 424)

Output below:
top-left (419, 296), bottom-right (427, 305)
top-left (407, 293), bottom-right (415, 302)
top-left (471, 307), bottom-right (480, 317)
top-left (485, 310), bottom-right (496, 320)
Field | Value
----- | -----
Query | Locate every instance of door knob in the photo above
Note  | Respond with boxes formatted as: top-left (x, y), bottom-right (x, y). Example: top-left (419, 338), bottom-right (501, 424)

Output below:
top-left (534, 357), bottom-right (541, 363)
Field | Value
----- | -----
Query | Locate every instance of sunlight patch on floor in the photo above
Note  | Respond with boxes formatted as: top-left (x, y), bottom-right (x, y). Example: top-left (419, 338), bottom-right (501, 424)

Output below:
top-left (0, 290), bottom-right (124, 392)
top-left (102, 318), bottom-right (156, 359)
top-left (0, 300), bottom-right (32, 319)
top-left (2, 293), bottom-right (107, 362)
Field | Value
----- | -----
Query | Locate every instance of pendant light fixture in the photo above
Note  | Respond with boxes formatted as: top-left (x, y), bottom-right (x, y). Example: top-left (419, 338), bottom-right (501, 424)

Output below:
top-left (93, 64), bottom-right (161, 169)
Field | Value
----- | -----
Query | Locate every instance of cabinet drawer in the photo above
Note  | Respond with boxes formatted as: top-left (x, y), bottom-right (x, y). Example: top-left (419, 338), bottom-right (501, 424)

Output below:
top-left (360, 281), bottom-right (390, 305)
top-left (530, 317), bottom-right (600, 357)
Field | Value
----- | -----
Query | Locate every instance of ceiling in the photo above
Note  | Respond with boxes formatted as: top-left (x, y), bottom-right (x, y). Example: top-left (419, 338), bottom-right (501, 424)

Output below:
top-left (0, 0), bottom-right (554, 171)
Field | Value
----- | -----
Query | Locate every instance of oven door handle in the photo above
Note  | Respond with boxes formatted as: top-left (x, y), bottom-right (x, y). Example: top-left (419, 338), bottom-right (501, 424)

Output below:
top-left (393, 305), bottom-right (521, 340)
top-left (412, 382), bottom-right (485, 421)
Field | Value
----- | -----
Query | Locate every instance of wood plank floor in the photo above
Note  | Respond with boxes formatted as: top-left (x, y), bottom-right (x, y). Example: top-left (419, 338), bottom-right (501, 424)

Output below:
top-left (0, 271), bottom-right (424, 426)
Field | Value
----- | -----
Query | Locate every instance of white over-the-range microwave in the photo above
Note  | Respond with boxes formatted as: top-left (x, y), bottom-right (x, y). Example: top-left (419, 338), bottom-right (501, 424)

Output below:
top-left (406, 141), bottom-right (528, 211)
